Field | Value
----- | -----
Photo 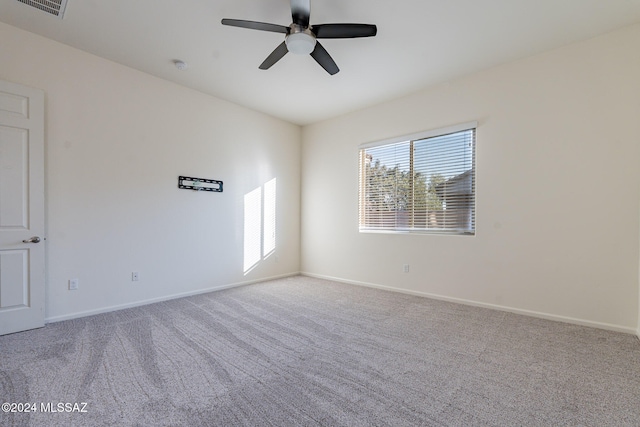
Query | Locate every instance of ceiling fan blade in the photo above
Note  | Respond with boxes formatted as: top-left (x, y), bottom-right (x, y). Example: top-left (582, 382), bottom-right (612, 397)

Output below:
top-left (291, 0), bottom-right (310, 27)
top-left (259, 42), bottom-right (289, 70)
top-left (313, 24), bottom-right (377, 39)
top-left (310, 42), bottom-right (339, 75)
top-left (221, 19), bottom-right (288, 34)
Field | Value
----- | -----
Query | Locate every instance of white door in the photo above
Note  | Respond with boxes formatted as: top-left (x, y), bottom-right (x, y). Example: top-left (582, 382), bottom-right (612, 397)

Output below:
top-left (0, 80), bottom-right (45, 336)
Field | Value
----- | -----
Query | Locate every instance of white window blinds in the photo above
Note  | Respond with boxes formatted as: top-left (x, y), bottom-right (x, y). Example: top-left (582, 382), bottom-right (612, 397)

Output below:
top-left (359, 123), bottom-right (476, 234)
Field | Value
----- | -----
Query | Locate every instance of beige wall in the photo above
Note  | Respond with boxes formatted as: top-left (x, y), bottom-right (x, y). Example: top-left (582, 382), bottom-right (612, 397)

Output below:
top-left (301, 24), bottom-right (640, 332)
top-left (0, 22), bottom-right (302, 321)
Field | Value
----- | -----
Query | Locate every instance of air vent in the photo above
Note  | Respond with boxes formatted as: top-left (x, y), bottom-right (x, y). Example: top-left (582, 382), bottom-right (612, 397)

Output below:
top-left (17, 0), bottom-right (68, 19)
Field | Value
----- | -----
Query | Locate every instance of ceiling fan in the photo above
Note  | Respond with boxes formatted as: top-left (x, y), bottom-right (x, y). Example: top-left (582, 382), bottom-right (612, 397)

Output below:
top-left (221, 0), bottom-right (377, 75)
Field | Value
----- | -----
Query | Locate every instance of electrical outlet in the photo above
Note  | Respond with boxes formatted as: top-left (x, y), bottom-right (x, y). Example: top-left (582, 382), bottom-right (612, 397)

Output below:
top-left (403, 264), bottom-right (410, 273)
top-left (132, 272), bottom-right (139, 282)
top-left (69, 278), bottom-right (79, 290)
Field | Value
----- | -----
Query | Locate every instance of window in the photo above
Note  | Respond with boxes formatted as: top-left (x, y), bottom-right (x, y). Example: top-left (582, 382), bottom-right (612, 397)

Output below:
top-left (359, 122), bottom-right (476, 234)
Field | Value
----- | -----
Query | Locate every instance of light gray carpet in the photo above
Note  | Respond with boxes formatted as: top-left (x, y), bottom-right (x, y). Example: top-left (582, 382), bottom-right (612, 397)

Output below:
top-left (1, 275), bottom-right (639, 426)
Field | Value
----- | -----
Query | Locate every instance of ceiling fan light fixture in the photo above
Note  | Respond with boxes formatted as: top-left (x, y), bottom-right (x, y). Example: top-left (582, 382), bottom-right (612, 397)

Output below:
top-left (285, 32), bottom-right (316, 55)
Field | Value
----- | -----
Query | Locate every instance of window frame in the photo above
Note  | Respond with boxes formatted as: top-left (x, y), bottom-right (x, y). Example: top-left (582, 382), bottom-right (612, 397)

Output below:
top-left (358, 122), bottom-right (477, 235)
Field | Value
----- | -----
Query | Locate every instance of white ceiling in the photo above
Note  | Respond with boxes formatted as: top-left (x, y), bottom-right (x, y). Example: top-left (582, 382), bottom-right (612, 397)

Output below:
top-left (2, 0), bottom-right (640, 125)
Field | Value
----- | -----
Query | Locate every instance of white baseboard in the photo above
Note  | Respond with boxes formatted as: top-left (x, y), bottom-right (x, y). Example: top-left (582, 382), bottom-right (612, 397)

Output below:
top-left (302, 272), bottom-right (637, 335)
top-left (45, 272), bottom-right (300, 324)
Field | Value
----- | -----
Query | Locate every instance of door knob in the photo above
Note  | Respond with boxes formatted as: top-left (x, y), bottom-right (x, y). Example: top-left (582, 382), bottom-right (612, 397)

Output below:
top-left (22, 236), bottom-right (41, 243)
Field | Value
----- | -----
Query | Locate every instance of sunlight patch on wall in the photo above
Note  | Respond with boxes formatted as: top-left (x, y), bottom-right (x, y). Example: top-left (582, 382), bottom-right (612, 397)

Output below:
top-left (263, 178), bottom-right (276, 257)
top-left (243, 187), bottom-right (262, 273)
top-left (243, 178), bottom-right (277, 274)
